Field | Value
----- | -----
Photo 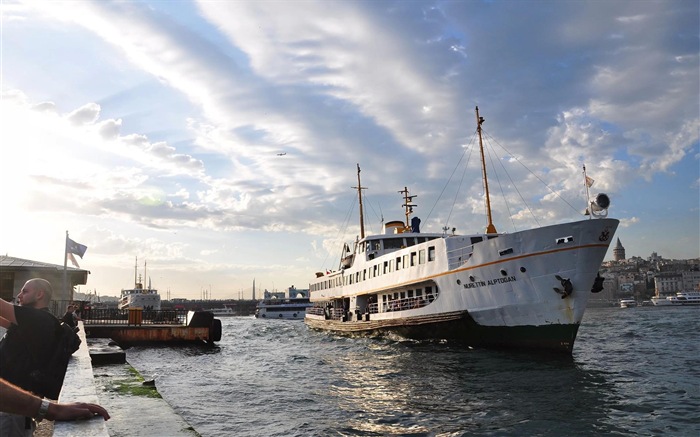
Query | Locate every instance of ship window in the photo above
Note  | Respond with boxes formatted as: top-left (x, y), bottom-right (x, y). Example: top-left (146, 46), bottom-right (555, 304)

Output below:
top-left (471, 237), bottom-right (483, 245)
top-left (408, 290), bottom-right (414, 298)
top-left (389, 260), bottom-right (394, 272)
top-left (374, 241), bottom-right (381, 251)
top-left (384, 238), bottom-right (403, 249)
top-left (400, 291), bottom-right (406, 299)
top-left (403, 255), bottom-right (409, 268)
top-left (419, 249), bottom-right (426, 264)
top-left (410, 252), bottom-right (417, 266)
top-left (428, 246), bottom-right (435, 261)
top-left (373, 265), bottom-right (378, 277)
top-left (363, 270), bottom-right (366, 281)
top-left (499, 248), bottom-right (514, 256)
top-left (396, 257), bottom-right (402, 270)
top-left (556, 236), bottom-right (574, 244)
top-left (416, 289), bottom-right (423, 296)
top-left (405, 238), bottom-right (416, 247)
top-left (383, 261), bottom-right (388, 274)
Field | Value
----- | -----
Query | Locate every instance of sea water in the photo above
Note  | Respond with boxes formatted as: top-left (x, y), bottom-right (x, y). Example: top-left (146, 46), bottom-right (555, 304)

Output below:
top-left (125, 307), bottom-right (700, 436)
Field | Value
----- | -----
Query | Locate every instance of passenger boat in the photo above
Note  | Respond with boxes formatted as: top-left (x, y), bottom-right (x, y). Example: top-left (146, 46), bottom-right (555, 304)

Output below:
top-left (670, 291), bottom-right (700, 305)
top-left (619, 298), bottom-right (637, 308)
top-left (305, 107), bottom-right (619, 353)
top-left (652, 291), bottom-right (700, 306)
top-left (255, 286), bottom-right (311, 319)
top-left (118, 258), bottom-right (161, 310)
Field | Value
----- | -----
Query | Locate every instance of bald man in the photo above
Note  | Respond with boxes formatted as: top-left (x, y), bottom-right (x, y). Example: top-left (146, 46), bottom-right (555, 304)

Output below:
top-left (0, 279), bottom-right (67, 436)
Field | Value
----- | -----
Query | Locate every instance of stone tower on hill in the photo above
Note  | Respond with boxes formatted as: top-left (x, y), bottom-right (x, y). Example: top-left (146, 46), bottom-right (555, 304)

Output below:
top-left (613, 238), bottom-right (626, 261)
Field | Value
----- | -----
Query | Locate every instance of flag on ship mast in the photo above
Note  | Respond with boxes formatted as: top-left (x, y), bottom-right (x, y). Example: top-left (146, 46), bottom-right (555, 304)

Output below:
top-left (585, 175), bottom-right (595, 188)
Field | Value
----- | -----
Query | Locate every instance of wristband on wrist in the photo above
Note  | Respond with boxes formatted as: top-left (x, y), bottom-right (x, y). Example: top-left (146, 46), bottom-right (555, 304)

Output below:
top-left (35, 398), bottom-right (50, 422)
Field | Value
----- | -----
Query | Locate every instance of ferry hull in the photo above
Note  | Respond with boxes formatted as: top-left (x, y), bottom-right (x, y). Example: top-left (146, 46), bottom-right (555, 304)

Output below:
top-left (305, 312), bottom-right (580, 353)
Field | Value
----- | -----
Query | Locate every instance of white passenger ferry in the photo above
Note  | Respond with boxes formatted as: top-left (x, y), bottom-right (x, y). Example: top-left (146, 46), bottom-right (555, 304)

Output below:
top-left (652, 291), bottom-right (700, 306)
top-left (118, 258), bottom-right (161, 310)
top-left (305, 107), bottom-right (619, 353)
top-left (255, 286), bottom-right (311, 319)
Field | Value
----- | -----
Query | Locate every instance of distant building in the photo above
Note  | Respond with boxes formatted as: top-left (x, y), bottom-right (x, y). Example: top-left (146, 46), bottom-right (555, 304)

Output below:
top-left (613, 238), bottom-right (626, 261)
top-left (654, 273), bottom-right (683, 297)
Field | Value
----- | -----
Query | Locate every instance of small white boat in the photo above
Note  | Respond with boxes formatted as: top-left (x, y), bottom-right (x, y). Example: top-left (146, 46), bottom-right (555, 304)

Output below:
top-left (255, 286), bottom-right (311, 320)
top-left (118, 257), bottom-right (161, 310)
top-left (619, 298), bottom-right (637, 308)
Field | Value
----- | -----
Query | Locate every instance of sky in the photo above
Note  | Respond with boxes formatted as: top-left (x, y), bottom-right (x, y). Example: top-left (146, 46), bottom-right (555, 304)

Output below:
top-left (1, 0), bottom-right (698, 301)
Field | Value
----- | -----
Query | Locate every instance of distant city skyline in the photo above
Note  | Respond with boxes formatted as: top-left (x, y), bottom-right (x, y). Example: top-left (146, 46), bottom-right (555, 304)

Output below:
top-left (1, 1), bottom-right (698, 300)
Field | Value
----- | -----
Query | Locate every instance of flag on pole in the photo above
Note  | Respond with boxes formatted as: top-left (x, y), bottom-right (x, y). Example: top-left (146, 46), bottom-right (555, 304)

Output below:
top-left (66, 238), bottom-right (87, 258)
top-left (585, 176), bottom-right (595, 188)
top-left (66, 238), bottom-right (87, 268)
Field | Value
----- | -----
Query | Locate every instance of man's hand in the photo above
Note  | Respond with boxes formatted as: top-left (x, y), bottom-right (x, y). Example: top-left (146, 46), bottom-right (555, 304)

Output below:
top-left (46, 401), bottom-right (110, 421)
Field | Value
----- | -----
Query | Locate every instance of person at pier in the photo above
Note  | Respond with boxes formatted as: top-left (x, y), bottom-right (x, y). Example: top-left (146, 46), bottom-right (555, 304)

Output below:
top-left (61, 305), bottom-right (78, 330)
top-left (0, 378), bottom-right (109, 423)
top-left (0, 278), bottom-right (75, 436)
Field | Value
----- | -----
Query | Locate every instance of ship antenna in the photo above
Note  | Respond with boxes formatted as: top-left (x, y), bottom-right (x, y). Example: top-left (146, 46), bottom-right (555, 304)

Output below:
top-left (352, 163), bottom-right (367, 239)
top-left (399, 187), bottom-right (417, 230)
top-left (134, 256), bottom-right (138, 288)
top-left (476, 106), bottom-right (497, 234)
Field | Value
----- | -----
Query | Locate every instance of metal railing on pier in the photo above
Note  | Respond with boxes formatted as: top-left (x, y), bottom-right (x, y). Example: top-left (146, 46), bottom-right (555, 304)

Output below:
top-left (81, 308), bottom-right (188, 326)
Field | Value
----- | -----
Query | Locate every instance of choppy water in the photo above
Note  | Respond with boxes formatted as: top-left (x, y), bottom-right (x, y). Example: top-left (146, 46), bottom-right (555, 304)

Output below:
top-left (125, 307), bottom-right (700, 437)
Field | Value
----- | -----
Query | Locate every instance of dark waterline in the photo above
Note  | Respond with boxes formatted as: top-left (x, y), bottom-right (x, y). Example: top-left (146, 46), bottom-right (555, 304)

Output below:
top-left (124, 307), bottom-right (700, 436)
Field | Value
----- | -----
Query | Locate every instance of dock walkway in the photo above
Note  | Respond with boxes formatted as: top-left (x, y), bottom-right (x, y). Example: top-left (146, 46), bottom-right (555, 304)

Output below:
top-left (46, 322), bottom-right (199, 436)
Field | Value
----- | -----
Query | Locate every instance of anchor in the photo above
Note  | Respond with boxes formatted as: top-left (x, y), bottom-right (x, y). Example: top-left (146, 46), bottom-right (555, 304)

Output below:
top-left (553, 275), bottom-right (573, 299)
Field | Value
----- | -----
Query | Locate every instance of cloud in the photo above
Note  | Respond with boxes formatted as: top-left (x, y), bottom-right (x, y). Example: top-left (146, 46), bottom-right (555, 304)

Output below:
top-left (67, 103), bottom-right (101, 125)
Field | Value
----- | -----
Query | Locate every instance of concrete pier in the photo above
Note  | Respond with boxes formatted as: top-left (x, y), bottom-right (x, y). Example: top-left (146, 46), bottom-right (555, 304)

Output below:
top-left (47, 322), bottom-right (200, 436)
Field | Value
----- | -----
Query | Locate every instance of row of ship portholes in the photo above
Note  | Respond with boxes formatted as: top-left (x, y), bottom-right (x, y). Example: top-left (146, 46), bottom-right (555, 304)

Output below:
top-left (260, 313), bottom-right (299, 318)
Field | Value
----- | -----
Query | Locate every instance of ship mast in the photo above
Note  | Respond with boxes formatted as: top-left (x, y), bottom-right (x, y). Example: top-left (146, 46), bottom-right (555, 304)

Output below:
top-left (476, 106), bottom-right (497, 234)
top-left (399, 186), bottom-right (417, 230)
top-left (352, 163), bottom-right (367, 239)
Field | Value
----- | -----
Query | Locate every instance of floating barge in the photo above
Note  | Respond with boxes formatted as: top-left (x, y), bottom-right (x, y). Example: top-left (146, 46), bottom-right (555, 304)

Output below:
top-left (84, 309), bottom-right (222, 346)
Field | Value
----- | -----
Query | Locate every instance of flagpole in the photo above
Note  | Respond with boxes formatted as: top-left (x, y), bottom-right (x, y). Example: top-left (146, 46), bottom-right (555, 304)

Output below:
top-left (63, 230), bottom-right (69, 302)
top-left (583, 165), bottom-right (591, 219)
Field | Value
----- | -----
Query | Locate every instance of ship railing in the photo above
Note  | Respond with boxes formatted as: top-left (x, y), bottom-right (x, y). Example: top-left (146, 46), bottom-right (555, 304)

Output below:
top-left (381, 294), bottom-right (435, 313)
top-left (306, 306), bottom-right (325, 316)
top-left (446, 244), bottom-right (475, 270)
top-left (81, 308), bottom-right (188, 325)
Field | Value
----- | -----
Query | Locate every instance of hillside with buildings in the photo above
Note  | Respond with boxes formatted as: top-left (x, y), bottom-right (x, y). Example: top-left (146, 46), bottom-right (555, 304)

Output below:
top-left (592, 238), bottom-right (700, 306)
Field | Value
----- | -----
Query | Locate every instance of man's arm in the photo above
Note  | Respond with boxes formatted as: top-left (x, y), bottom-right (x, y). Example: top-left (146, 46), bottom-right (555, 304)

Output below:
top-left (0, 299), bottom-right (17, 326)
top-left (0, 378), bottom-right (109, 421)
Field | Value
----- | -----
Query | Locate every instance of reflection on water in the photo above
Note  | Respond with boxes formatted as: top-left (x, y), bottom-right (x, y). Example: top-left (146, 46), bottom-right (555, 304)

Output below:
top-left (123, 310), bottom-right (700, 437)
top-left (320, 339), bottom-right (625, 436)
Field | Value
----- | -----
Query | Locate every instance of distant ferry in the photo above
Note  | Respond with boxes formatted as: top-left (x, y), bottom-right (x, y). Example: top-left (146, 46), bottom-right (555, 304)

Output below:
top-left (118, 257), bottom-right (161, 310)
top-left (255, 286), bottom-right (311, 319)
top-left (651, 291), bottom-right (700, 306)
top-left (305, 107), bottom-right (619, 354)
top-left (209, 307), bottom-right (236, 316)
